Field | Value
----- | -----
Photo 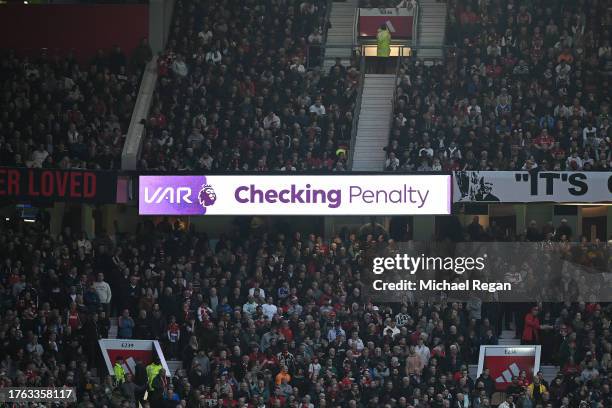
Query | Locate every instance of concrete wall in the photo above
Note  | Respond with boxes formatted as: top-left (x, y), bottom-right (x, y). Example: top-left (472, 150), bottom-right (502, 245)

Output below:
top-left (148, 0), bottom-right (175, 56)
top-left (0, 4), bottom-right (148, 62)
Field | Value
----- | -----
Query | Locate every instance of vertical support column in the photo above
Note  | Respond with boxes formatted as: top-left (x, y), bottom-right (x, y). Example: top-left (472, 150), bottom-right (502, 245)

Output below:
top-left (80, 204), bottom-right (95, 238)
top-left (101, 205), bottom-right (117, 236)
top-left (148, 0), bottom-right (165, 56)
top-left (148, 0), bottom-right (175, 56)
top-left (514, 204), bottom-right (526, 236)
top-left (607, 207), bottom-right (612, 241)
top-left (49, 202), bottom-right (65, 237)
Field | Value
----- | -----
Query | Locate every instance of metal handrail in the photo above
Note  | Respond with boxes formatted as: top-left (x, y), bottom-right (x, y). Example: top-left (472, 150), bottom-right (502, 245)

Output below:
top-left (416, 0), bottom-right (422, 55)
top-left (383, 53), bottom-right (403, 170)
top-left (412, 1), bottom-right (420, 49)
top-left (347, 52), bottom-right (366, 170)
top-left (320, 0), bottom-right (334, 64)
top-left (353, 8), bottom-right (359, 50)
top-left (306, 44), bottom-right (361, 69)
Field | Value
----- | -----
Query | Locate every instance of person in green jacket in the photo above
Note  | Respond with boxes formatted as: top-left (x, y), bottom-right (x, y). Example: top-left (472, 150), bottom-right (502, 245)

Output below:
top-left (146, 358), bottom-right (163, 390)
top-left (113, 357), bottom-right (126, 385)
top-left (376, 24), bottom-right (392, 73)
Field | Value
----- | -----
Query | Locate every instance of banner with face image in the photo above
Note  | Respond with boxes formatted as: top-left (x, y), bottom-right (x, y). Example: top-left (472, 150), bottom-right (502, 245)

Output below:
top-left (453, 171), bottom-right (612, 203)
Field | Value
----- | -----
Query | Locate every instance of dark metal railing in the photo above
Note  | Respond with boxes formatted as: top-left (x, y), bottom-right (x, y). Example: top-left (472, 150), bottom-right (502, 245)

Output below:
top-left (347, 52), bottom-right (366, 170)
top-left (384, 53), bottom-right (403, 170)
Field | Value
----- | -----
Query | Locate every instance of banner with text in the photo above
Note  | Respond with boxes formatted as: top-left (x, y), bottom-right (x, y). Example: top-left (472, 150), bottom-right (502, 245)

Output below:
top-left (138, 175), bottom-right (451, 215)
top-left (0, 167), bottom-right (118, 204)
top-left (358, 8), bottom-right (414, 38)
top-left (453, 171), bottom-right (612, 203)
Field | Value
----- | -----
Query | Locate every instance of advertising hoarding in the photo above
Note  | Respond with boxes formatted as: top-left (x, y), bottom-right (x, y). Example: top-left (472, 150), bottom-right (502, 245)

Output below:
top-left (0, 167), bottom-right (118, 204)
top-left (477, 345), bottom-right (542, 391)
top-left (99, 339), bottom-right (171, 378)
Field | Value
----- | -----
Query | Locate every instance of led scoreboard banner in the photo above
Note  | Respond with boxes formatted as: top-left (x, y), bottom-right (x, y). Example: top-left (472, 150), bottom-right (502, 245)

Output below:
top-left (138, 174), bottom-right (452, 216)
top-left (0, 167), bottom-right (118, 203)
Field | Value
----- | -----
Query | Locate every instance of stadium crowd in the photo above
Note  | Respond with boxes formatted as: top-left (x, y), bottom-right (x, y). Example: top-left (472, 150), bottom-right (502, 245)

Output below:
top-left (0, 43), bottom-right (152, 170)
top-left (385, 0), bottom-right (612, 172)
top-left (139, 0), bottom-right (360, 172)
top-left (0, 215), bottom-right (609, 408)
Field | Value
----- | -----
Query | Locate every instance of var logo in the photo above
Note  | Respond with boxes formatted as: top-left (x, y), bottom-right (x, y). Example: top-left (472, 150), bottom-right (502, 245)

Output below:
top-left (144, 187), bottom-right (193, 204)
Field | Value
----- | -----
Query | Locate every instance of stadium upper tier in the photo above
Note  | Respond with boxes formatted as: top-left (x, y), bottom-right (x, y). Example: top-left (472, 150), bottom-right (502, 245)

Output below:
top-left (138, 0), bottom-right (360, 172)
top-left (384, 0), bottom-right (611, 173)
top-left (0, 43), bottom-right (152, 171)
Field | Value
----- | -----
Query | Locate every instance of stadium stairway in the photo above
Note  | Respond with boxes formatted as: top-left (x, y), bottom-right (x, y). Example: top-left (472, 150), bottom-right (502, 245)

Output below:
top-left (322, 0), bottom-right (359, 72)
top-left (416, 0), bottom-right (447, 60)
top-left (351, 74), bottom-right (396, 171)
top-left (109, 317), bottom-right (118, 338)
top-left (499, 329), bottom-right (521, 346)
top-left (167, 360), bottom-right (182, 376)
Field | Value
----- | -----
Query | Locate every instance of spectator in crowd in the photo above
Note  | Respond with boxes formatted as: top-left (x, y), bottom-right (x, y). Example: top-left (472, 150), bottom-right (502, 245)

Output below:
top-left (131, 38), bottom-right (154, 72)
top-left (118, 309), bottom-right (135, 339)
top-left (93, 273), bottom-right (112, 316)
top-left (498, 394), bottom-right (516, 408)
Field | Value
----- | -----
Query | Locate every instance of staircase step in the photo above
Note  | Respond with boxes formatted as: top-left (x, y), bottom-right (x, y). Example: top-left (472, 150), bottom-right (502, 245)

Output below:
top-left (499, 330), bottom-right (516, 339)
top-left (167, 360), bottom-right (182, 376)
top-left (352, 72), bottom-right (396, 171)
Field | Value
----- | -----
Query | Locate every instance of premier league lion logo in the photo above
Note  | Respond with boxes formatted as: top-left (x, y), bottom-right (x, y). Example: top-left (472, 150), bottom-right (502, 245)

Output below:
top-left (198, 184), bottom-right (217, 207)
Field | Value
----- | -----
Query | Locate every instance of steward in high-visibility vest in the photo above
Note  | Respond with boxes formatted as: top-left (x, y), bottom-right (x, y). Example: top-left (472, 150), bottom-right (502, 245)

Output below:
top-left (113, 358), bottom-right (126, 384)
top-left (146, 360), bottom-right (163, 390)
top-left (377, 25), bottom-right (391, 57)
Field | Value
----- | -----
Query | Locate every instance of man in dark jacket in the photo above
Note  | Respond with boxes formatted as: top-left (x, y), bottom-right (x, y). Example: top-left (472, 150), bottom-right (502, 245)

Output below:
top-left (120, 373), bottom-right (146, 404)
top-left (81, 312), bottom-right (100, 366)
top-left (476, 368), bottom-right (495, 397)
top-left (134, 358), bottom-right (148, 395)
top-left (83, 284), bottom-right (100, 313)
top-left (556, 218), bottom-right (573, 240)
top-left (134, 310), bottom-right (152, 339)
top-left (149, 368), bottom-right (168, 407)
